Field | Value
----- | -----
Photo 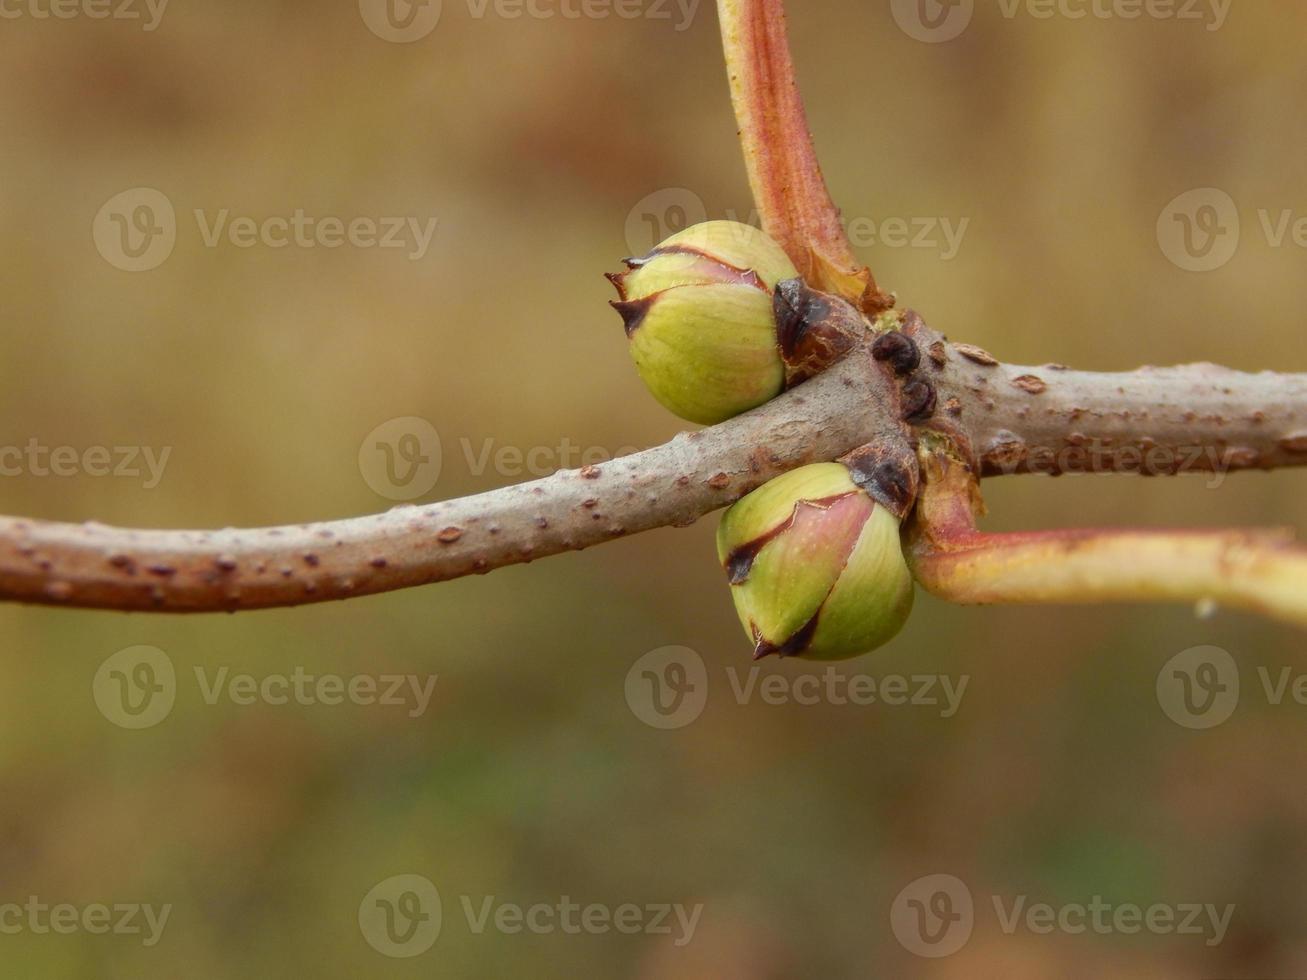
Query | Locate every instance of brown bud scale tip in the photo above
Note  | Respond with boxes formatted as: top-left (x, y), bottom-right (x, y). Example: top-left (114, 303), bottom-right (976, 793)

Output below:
top-left (609, 297), bottom-right (652, 337)
top-left (607, 244), bottom-right (772, 335)
top-left (841, 444), bottom-right (919, 519)
top-left (752, 610), bottom-right (821, 660)
top-left (773, 279), bottom-right (863, 385)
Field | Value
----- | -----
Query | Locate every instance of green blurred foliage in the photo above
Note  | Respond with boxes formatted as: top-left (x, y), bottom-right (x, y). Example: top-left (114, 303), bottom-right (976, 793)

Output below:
top-left (2, 0), bottom-right (1306, 975)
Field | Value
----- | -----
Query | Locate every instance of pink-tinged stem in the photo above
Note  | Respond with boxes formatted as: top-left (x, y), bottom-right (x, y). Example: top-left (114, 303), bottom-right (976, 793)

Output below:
top-left (907, 449), bottom-right (1307, 628)
top-left (716, 0), bottom-right (892, 313)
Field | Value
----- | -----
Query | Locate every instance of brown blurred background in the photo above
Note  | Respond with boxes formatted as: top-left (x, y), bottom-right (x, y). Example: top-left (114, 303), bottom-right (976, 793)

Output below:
top-left (2, 0), bottom-right (1306, 975)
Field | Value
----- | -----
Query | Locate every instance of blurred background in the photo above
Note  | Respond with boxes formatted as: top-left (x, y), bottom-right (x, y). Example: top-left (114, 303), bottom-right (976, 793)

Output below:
top-left (2, 0), bottom-right (1306, 975)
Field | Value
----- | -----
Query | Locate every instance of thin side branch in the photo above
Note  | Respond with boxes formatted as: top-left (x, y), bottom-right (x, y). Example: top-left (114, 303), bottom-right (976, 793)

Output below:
top-left (716, 0), bottom-right (892, 312)
top-left (907, 448), bottom-right (1307, 627)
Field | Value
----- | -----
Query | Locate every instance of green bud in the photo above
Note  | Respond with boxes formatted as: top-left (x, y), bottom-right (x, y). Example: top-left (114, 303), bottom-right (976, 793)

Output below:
top-left (716, 462), bottom-right (915, 660)
top-left (608, 220), bottom-right (799, 425)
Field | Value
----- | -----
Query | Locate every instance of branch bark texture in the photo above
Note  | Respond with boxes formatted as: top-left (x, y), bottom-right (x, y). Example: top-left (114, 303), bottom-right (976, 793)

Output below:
top-left (917, 320), bottom-right (1307, 478)
top-left (2, 321), bottom-right (1305, 613)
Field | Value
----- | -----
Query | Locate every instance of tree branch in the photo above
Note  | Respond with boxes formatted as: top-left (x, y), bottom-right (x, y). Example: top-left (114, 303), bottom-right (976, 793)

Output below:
top-left (903, 313), bottom-right (1307, 478)
top-left (3, 314), bottom-right (1305, 613)
top-left (6, 0), bottom-right (1298, 632)
top-left (0, 351), bottom-right (907, 613)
